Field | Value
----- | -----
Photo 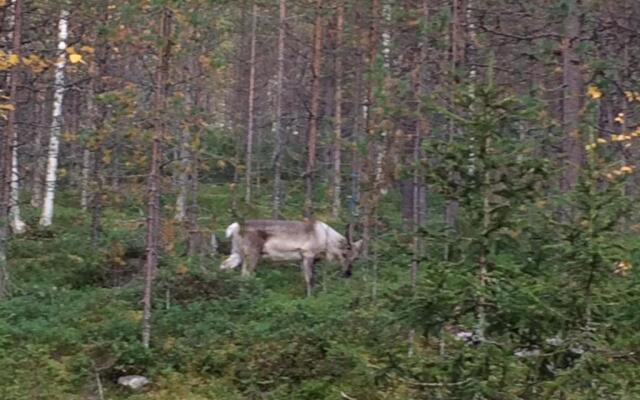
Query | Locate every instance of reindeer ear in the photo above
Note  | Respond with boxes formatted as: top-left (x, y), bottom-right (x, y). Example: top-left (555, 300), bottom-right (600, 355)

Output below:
top-left (352, 240), bottom-right (363, 255)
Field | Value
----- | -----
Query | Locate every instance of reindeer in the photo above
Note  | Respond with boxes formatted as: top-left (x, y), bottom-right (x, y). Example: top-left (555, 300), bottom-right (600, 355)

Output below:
top-left (220, 219), bottom-right (363, 296)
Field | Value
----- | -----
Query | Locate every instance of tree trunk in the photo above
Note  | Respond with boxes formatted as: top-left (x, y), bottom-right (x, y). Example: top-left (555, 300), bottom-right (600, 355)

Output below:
top-left (40, 9), bottom-right (69, 227)
top-left (142, 7), bottom-right (172, 349)
top-left (82, 83), bottom-right (97, 213)
top-left (245, 1), bottom-right (257, 204)
top-left (331, 1), bottom-right (344, 220)
top-left (272, 0), bottom-right (286, 219)
top-left (187, 130), bottom-right (201, 257)
top-left (561, 0), bottom-right (583, 192)
top-left (411, 0), bottom-right (428, 289)
top-left (361, 0), bottom-right (381, 253)
top-left (350, 17), bottom-right (365, 221)
top-left (408, 0), bottom-right (429, 356)
top-left (7, 0), bottom-right (24, 235)
top-left (304, 0), bottom-right (324, 218)
top-left (175, 95), bottom-right (193, 222)
top-left (444, 0), bottom-right (468, 259)
top-left (0, 0), bottom-right (23, 298)
top-left (81, 149), bottom-right (91, 211)
top-left (30, 91), bottom-right (48, 209)
top-left (9, 138), bottom-right (25, 234)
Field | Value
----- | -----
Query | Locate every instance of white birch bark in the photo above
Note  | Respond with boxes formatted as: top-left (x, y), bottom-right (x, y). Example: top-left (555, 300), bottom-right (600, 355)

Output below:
top-left (40, 9), bottom-right (69, 227)
top-left (7, 0), bottom-right (25, 234)
top-left (10, 141), bottom-right (25, 233)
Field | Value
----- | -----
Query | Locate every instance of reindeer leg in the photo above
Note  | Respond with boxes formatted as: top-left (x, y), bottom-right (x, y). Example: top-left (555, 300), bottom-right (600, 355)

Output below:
top-left (241, 257), bottom-right (250, 278)
top-left (242, 244), bottom-right (261, 278)
top-left (302, 256), bottom-right (315, 297)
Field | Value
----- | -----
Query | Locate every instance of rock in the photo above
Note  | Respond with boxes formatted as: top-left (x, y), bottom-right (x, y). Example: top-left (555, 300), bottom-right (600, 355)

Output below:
top-left (117, 375), bottom-right (150, 390)
top-left (514, 348), bottom-right (541, 358)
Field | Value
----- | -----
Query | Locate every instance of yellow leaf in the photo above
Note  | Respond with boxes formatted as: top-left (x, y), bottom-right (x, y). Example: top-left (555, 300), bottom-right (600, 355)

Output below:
top-left (625, 91), bottom-right (635, 102)
top-left (0, 0), bottom-right (7, 7)
top-left (614, 113), bottom-right (625, 124)
top-left (127, 310), bottom-right (143, 322)
top-left (80, 45), bottom-right (95, 54)
top-left (587, 85), bottom-right (602, 99)
top-left (176, 264), bottom-right (188, 275)
top-left (0, 103), bottom-right (15, 111)
top-left (102, 149), bottom-right (112, 164)
top-left (66, 47), bottom-right (76, 54)
top-left (614, 260), bottom-right (632, 276)
top-left (8, 54), bottom-right (19, 65)
top-left (596, 138), bottom-right (607, 144)
top-left (69, 53), bottom-right (83, 64)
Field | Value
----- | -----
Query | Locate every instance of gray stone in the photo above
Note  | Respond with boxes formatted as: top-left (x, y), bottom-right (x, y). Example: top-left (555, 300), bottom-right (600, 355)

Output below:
top-left (117, 375), bottom-right (150, 390)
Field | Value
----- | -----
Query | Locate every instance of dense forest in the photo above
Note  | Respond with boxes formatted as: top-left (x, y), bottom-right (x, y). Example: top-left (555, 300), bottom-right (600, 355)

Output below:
top-left (1, 0), bottom-right (640, 398)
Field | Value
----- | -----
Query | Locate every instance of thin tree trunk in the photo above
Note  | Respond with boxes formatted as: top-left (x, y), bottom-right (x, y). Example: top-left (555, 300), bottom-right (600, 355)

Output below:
top-left (245, 2), bottom-right (257, 204)
top-left (561, 0), bottom-right (583, 192)
top-left (0, 0), bottom-right (23, 298)
top-left (175, 91), bottom-right (193, 222)
top-left (90, 152), bottom-right (102, 248)
top-left (7, 0), bottom-right (25, 234)
top-left (186, 53), bottom-right (202, 255)
top-left (81, 84), bottom-right (96, 212)
top-left (9, 117), bottom-right (25, 235)
top-left (408, 0), bottom-right (428, 356)
top-left (89, 7), bottom-right (109, 248)
top-left (304, 0), bottom-right (324, 218)
top-left (350, 24), bottom-right (364, 221)
top-left (272, 0), bottom-right (286, 219)
top-left (142, 7), bottom-right (172, 349)
top-left (81, 149), bottom-right (91, 211)
top-left (476, 143), bottom-right (491, 342)
top-left (444, 0), bottom-right (467, 260)
top-left (30, 93), bottom-right (48, 208)
top-left (187, 130), bottom-right (200, 257)
top-left (331, 1), bottom-right (344, 220)
top-left (361, 0), bottom-right (381, 253)
top-left (411, 0), bottom-right (428, 290)
top-left (40, 9), bottom-right (69, 227)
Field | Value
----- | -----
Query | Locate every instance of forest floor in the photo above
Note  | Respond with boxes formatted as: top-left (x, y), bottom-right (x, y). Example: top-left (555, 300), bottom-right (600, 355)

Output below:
top-left (0, 188), bottom-right (418, 399)
top-left (2, 187), bottom-right (640, 399)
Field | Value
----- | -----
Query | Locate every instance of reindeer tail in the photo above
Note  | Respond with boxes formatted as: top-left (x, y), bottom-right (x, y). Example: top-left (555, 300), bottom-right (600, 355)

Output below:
top-left (220, 222), bottom-right (242, 271)
top-left (225, 222), bottom-right (240, 238)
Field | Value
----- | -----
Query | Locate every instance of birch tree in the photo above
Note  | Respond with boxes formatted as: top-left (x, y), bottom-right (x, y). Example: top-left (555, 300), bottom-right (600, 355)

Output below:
top-left (40, 9), bottom-right (69, 227)
top-left (0, 0), bottom-right (23, 298)
top-left (8, 0), bottom-right (25, 234)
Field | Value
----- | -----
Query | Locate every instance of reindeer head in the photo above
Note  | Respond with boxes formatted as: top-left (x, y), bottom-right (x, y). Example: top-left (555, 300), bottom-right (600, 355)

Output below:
top-left (341, 224), bottom-right (363, 277)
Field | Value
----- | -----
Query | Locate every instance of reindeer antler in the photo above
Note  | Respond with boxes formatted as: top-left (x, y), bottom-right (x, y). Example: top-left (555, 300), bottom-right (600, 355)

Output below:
top-left (345, 223), bottom-right (354, 246)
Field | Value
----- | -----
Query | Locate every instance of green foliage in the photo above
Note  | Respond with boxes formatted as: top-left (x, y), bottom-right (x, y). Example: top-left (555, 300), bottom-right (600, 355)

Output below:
top-left (3, 175), bottom-right (640, 399)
